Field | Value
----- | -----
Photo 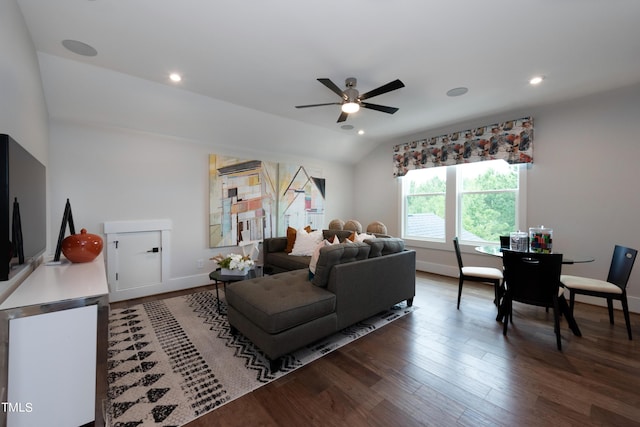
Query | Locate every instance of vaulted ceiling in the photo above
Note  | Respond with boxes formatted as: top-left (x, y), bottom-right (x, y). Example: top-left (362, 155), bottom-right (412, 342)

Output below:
top-left (16, 0), bottom-right (640, 162)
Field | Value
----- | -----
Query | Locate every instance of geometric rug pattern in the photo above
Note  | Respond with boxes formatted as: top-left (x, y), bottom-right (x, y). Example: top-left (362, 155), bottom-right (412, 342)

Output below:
top-left (106, 289), bottom-right (414, 426)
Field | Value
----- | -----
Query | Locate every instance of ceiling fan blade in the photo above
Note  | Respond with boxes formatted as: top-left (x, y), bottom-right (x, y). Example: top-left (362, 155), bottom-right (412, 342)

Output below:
top-left (296, 102), bottom-right (342, 109)
top-left (361, 102), bottom-right (399, 114)
top-left (337, 111), bottom-right (349, 123)
top-left (359, 79), bottom-right (405, 101)
top-left (318, 78), bottom-right (347, 99)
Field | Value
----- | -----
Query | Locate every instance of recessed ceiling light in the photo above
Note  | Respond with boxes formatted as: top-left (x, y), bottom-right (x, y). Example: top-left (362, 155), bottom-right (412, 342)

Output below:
top-left (62, 39), bottom-right (97, 57)
top-left (529, 76), bottom-right (544, 85)
top-left (446, 87), bottom-right (468, 97)
top-left (358, 130), bottom-right (365, 135)
top-left (169, 73), bottom-right (182, 83)
top-left (340, 124), bottom-right (354, 130)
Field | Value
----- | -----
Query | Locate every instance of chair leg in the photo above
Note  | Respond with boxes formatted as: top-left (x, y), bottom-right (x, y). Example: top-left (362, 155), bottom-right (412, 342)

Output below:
top-left (564, 293), bottom-right (583, 337)
top-left (553, 297), bottom-right (562, 351)
top-left (621, 295), bottom-right (633, 340)
top-left (569, 290), bottom-right (576, 313)
top-left (503, 297), bottom-right (511, 335)
top-left (457, 277), bottom-right (464, 309)
top-left (503, 305), bottom-right (509, 335)
top-left (496, 290), bottom-right (506, 322)
top-left (607, 298), bottom-right (615, 324)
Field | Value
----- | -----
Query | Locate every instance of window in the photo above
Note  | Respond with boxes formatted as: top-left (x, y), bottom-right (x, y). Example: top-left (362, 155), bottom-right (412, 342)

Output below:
top-left (403, 166), bottom-right (447, 240)
top-left (401, 160), bottom-right (526, 246)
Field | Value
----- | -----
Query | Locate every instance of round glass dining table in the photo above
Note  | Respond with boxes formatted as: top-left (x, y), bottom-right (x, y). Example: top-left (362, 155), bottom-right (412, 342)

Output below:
top-left (475, 245), bottom-right (594, 264)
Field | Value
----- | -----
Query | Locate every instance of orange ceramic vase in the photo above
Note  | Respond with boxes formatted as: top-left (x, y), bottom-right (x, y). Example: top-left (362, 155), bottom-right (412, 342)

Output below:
top-left (62, 228), bottom-right (104, 263)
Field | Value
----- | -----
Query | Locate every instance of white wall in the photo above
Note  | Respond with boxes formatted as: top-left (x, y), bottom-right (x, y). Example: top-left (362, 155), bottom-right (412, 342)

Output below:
top-left (3, 0), bottom-right (356, 295)
top-left (49, 121), bottom-right (354, 288)
top-left (0, 0), bottom-right (49, 162)
top-left (355, 83), bottom-right (640, 312)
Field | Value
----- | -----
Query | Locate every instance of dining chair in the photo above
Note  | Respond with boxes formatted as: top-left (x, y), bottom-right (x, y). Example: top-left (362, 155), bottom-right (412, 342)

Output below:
top-left (453, 237), bottom-right (504, 310)
top-left (560, 245), bottom-right (637, 340)
top-left (500, 250), bottom-right (567, 350)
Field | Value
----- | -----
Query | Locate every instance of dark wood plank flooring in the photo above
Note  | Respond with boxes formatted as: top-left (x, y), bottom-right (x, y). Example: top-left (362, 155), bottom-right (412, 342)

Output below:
top-left (111, 272), bottom-right (640, 427)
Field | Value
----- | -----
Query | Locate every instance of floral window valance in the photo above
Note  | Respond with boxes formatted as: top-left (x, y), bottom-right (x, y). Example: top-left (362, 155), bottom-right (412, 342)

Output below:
top-left (393, 116), bottom-right (533, 177)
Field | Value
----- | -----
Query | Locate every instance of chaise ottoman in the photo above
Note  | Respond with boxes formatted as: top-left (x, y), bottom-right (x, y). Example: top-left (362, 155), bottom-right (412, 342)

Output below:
top-left (225, 269), bottom-right (338, 370)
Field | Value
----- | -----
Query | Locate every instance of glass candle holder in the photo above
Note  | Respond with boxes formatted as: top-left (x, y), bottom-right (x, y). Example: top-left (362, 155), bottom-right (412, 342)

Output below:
top-left (510, 231), bottom-right (528, 252)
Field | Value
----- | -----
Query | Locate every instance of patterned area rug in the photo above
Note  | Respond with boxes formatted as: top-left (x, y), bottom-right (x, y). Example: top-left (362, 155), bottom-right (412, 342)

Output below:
top-left (106, 289), bottom-right (414, 426)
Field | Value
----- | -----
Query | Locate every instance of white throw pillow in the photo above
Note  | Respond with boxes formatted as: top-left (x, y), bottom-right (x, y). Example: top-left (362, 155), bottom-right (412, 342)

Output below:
top-left (309, 239), bottom-right (329, 274)
top-left (309, 236), bottom-right (340, 275)
top-left (355, 232), bottom-right (376, 242)
top-left (290, 229), bottom-right (323, 256)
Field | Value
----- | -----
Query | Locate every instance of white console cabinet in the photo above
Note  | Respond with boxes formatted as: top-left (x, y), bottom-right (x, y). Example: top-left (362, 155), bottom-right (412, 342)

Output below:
top-left (0, 254), bottom-right (109, 427)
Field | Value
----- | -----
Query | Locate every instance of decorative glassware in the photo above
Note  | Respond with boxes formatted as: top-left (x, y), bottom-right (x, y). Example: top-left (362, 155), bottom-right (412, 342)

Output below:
top-left (529, 226), bottom-right (553, 253)
top-left (509, 231), bottom-right (528, 252)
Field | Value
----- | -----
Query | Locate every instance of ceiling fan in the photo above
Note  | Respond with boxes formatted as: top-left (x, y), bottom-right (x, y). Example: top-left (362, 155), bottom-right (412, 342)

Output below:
top-left (295, 77), bottom-right (405, 123)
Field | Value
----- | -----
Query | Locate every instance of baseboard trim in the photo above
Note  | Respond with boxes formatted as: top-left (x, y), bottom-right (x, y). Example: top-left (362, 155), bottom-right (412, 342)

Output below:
top-left (108, 273), bottom-right (211, 302)
top-left (109, 262), bottom-right (640, 315)
top-left (415, 261), bottom-right (640, 314)
top-left (416, 260), bottom-right (458, 278)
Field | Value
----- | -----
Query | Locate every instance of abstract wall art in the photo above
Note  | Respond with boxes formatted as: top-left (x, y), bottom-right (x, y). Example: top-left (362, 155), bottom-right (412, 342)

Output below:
top-left (209, 155), bottom-right (325, 248)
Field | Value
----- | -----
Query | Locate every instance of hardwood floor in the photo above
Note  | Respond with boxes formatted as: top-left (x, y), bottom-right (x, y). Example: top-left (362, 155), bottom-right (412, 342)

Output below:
top-left (112, 272), bottom-right (640, 426)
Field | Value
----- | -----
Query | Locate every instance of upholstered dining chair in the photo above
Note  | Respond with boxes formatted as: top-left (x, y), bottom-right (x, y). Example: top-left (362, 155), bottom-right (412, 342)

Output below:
top-left (453, 237), bottom-right (504, 310)
top-left (501, 251), bottom-right (568, 350)
top-left (560, 245), bottom-right (637, 340)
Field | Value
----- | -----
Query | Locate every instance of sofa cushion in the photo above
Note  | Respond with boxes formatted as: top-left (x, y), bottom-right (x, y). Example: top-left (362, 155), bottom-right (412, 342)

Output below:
top-left (264, 236), bottom-right (287, 254)
top-left (322, 229), bottom-right (353, 242)
top-left (311, 241), bottom-right (370, 288)
top-left (226, 270), bottom-right (336, 334)
top-left (267, 252), bottom-right (310, 271)
top-left (364, 237), bottom-right (405, 258)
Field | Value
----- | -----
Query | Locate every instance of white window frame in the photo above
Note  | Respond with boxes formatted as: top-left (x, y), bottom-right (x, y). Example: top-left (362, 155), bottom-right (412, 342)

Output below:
top-left (399, 161), bottom-right (527, 252)
top-left (401, 166), bottom-right (448, 243)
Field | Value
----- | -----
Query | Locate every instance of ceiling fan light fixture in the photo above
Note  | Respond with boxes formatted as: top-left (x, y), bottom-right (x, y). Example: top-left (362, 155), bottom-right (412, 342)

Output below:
top-left (296, 77), bottom-right (403, 123)
top-left (341, 102), bottom-right (360, 114)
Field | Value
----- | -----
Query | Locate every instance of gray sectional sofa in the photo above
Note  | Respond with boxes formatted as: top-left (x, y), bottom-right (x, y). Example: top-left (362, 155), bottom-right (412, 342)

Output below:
top-left (225, 237), bottom-right (416, 371)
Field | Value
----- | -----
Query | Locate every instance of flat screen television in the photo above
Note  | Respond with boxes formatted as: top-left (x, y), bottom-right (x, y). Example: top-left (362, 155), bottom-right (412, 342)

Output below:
top-left (0, 134), bottom-right (47, 281)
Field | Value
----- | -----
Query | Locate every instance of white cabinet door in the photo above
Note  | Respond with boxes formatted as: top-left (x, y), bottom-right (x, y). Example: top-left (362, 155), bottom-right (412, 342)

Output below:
top-left (112, 230), bottom-right (162, 291)
top-left (7, 305), bottom-right (97, 427)
top-left (104, 219), bottom-right (172, 302)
